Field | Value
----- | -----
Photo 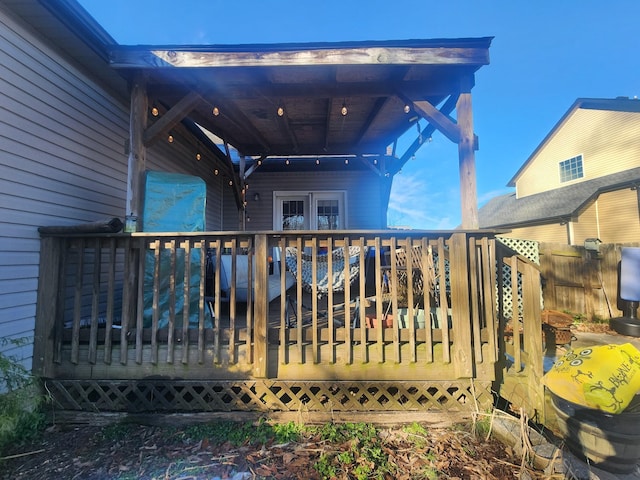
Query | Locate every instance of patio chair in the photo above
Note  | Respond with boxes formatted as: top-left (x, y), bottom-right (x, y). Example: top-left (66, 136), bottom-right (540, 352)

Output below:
top-left (284, 245), bottom-right (368, 326)
top-left (384, 244), bottom-right (435, 305)
top-left (381, 244), bottom-right (448, 328)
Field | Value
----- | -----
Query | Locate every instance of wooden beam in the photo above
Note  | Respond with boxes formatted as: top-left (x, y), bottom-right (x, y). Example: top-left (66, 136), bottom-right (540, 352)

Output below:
top-left (126, 73), bottom-right (147, 224)
top-left (323, 97), bottom-right (333, 152)
top-left (413, 100), bottom-right (460, 144)
top-left (449, 233), bottom-right (474, 378)
top-left (253, 235), bottom-right (269, 378)
top-left (33, 236), bottom-right (63, 377)
top-left (522, 261), bottom-right (545, 422)
top-left (143, 90), bottom-right (204, 147)
top-left (456, 87), bottom-right (479, 229)
top-left (110, 44), bottom-right (491, 69)
top-left (396, 94), bottom-right (459, 168)
top-left (244, 155), bottom-right (267, 178)
top-left (206, 97), bottom-right (273, 154)
top-left (356, 155), bottom-right (384, 177)
top-left (223, 142), bottom-right (244, 209)
top-left (354, 96), bottom-right (388, 146)
top-left (151, 80), bottom-right (457, 102)
top-left (187, 108), bottom-right (263, 157)
top-left (180, 116), bottom-right (235, 178)
top-left (179, 116), bottom-right (243, 209)
top-left (275, 102), bottom-right (300, 153)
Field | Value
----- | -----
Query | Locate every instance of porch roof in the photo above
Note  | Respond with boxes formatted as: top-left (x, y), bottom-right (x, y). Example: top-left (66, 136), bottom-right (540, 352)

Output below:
top-left (108, 38), bottom-right (492, 167)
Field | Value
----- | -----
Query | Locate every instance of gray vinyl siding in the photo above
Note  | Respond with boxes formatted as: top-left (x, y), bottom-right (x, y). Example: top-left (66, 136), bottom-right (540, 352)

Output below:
top-left (222, 170), bottom-right (386, 231)
top-left (0, 7), bottom-right (129, 373)
top-left (0, 6), bottom-right (222, 373)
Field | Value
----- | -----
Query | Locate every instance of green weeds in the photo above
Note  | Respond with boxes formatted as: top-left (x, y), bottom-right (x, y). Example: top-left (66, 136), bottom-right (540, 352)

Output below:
top-left (0, 337), bottom-right (46, 456)
top-left (173, 419), bottom-right (303, 446)
top-left (308, 422), bottom-right (396, 479)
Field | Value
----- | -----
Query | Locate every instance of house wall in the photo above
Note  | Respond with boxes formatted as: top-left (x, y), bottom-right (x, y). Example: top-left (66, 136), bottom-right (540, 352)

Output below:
top-left (590, 189), bottom-right (640, 244)
top-left (222, 170), bottom-right (387, 231)
top-left (571, 200), bottom-right (599, 244)
top-left (500, 188), bottom-right (640, 246)
top-left (499, 223), bottom-right (569, 244)
top-left (0, 5), bottom-right (222, 372)
top-left (515, 108), bottom-right (640, 198)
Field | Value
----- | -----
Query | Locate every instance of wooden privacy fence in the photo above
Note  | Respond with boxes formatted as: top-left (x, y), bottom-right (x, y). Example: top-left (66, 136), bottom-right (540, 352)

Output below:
top-left (538, 242), bottom-right (640, 320)
top-left (33, 230), bottom-right (544, 417)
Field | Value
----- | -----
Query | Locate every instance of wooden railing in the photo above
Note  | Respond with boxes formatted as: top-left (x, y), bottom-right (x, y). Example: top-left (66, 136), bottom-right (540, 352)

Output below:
top-left (495, 240), bottom-right (545, 422)
top-left (33, 230), bottom-right (542, 399)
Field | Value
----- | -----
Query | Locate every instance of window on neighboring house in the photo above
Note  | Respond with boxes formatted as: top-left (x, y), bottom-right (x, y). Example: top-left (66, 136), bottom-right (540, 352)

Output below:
top-left (559, 155), bottom-right (584, 183)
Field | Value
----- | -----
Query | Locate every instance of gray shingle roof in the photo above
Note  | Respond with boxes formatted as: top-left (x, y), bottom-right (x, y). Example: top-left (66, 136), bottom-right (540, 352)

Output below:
top-left (479, 167), bottom-right (640, 228)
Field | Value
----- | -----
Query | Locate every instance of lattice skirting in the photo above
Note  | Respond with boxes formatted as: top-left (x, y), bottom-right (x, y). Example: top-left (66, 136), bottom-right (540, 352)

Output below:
top-left (43, 379), bottom-right (494, 413)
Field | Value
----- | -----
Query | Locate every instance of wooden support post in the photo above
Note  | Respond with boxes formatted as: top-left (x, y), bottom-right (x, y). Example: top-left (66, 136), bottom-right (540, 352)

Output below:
top-left (522, 262), bottom-right (545, 422)
top-left (449, 233), bottom-right (474, 378)
top-left (33, 236), bottom-right (63, 377)
top-left (456, 78), bottom-right (479, 229)
top-left (253, 234), bottom-right (269, 378)
top-left (126, 73), bottom-right (148, 229)
top-left (124, 73), bottom-right (149, 368)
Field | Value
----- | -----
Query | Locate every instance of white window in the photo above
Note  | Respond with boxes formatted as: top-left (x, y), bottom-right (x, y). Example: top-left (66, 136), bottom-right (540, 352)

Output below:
top-left (273, 191), bottom-right (346, 230)
top-left (559, 155), bottom-right (584, 183)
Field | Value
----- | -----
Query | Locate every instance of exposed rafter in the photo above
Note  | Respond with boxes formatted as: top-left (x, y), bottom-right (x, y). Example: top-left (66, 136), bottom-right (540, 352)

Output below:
top-left (116, 37), bottom-right (492, 227)
top-left (275, 103), bottom-right (300, 154)
top-left (143, 90), bottom-right (204, 147)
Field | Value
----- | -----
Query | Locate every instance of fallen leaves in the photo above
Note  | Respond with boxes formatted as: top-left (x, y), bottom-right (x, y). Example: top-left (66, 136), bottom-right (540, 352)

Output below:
top-left (0, 420), bottom-right (549, 480)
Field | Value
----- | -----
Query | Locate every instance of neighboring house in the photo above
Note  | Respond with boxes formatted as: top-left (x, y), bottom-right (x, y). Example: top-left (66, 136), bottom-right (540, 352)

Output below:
top-left (479, 97), bottom-right (640, 245)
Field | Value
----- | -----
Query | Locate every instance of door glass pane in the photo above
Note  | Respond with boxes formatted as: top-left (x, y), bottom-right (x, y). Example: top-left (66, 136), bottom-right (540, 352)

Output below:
top-left (282, 200), bottom-right (305, 230)
top-left (317, 199), bottom-right (340, 230)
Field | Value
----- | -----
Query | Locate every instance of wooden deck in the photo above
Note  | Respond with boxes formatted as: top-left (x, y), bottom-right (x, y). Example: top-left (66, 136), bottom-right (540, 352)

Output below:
top-left (33, 230), bottom-right (545, 420)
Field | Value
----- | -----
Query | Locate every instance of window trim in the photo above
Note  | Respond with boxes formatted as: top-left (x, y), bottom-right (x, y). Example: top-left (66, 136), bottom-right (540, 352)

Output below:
top-left (558, 154), bottom-right (584, 183)
top-left (272, 190), bottom-right (347, 230)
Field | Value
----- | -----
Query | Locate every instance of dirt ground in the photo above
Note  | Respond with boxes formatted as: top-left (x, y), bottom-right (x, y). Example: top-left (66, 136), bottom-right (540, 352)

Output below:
top-left (0, 419), bottom-right (546, 480)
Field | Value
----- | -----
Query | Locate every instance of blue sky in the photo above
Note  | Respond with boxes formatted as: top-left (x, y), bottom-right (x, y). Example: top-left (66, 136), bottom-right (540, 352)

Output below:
top-left (78, 0), bottom-right (640, 229)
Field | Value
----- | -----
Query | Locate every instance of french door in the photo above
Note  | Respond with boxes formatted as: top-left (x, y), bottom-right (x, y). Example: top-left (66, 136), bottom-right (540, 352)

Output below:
top-left (273, 191), bottom-right (346, 231)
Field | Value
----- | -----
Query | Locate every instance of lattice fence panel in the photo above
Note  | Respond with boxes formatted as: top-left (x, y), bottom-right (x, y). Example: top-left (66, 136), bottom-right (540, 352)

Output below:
top-left (497, 237), bottom-right (539, 265)
top-left (44, 379), bottom-right (493, 413)
top-left (496, 237), bottom-right (541, 319)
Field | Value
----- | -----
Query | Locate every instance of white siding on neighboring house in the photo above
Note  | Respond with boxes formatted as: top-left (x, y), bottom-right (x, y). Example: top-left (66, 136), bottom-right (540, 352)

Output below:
top-left (571, 201), bottom-right (600, 245)
top-left (516, 108), bottom-right (640, 198)
top-left (0, 5), bottom-right (223, 373)
top-left (502, 223), bottom-right (569, 244)
top-left (594, 189), bottom-right (640, 243)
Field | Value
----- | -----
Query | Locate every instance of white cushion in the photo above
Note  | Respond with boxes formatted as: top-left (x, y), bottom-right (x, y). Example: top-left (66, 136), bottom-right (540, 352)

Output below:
top-left (219, 253), bottom-right (294, 302)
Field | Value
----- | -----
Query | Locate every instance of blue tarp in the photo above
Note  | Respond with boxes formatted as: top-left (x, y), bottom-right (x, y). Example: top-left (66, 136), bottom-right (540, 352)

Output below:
top-left (142, 171), bottom-right (208, 329)
top-left (142, 171), bottom-right (206, 232)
